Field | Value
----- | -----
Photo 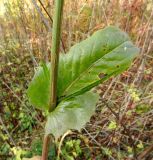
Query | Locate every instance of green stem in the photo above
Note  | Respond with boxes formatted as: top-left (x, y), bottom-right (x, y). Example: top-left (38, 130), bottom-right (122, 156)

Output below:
top-left (49, 0), bottom-right (64, 112)
top-left (42, 1), bottom-right (64, 159)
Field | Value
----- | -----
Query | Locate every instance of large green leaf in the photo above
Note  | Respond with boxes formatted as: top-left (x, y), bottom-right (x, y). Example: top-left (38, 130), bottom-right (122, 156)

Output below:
top-left (45, 91), bottom-right (99, 138)
top-left (27, 26), bottom-right (139, 110)
top-left (57, 26), bottom-right (139, 99)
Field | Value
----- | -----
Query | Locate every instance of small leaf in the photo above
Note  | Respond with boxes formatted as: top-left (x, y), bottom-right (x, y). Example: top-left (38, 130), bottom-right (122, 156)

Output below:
top-left (45, 91), bottom-right (99, 139)
top-left (137, 141), bottom-right (144, 149)
top-left (128, 87), bottom-right (140, 102)
top-left (127, 146), bottom-right (133, 153)
top-left (108, 121), bottom-right (117, 130)
top-left (102, 147), bottom-right (112, 156)
top-left (135, 104), bottom-right (150, 114)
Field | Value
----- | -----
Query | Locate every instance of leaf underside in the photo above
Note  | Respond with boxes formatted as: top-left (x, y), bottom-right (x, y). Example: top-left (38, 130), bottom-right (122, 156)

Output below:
top-left (27, 26), bottom-right (139, 110)
top-left (45, 91), bottom-right (99, 139)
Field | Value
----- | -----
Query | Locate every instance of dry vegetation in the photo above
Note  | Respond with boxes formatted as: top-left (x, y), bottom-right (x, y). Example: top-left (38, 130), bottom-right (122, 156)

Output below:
top-left (0, 0), bottom-right (153, 159)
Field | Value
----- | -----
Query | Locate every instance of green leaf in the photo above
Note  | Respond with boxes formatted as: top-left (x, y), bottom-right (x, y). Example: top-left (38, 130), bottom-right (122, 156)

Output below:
top-left (108, 121), bottom-right (117, 130)
top-left (137, 141), bottom-right (144, 149)
top-left (45, 91), bottom-right (99, 138)
top-left (135, 104), bottom-right (150, 114)
top-left (57, 26), bottom-right (139, 99)
top-left (27, 64), bottom-right (50, 110)
top-left (27, 26), bottom-right (139, 110)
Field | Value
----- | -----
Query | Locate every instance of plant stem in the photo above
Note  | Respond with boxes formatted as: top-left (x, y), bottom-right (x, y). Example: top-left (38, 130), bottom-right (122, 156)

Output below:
top-left (41, 0), bottom-right (64, 159)
top-left (49, 0), bottom-right (64, 112)
top-left (41, 135), bottom-right (51, 160)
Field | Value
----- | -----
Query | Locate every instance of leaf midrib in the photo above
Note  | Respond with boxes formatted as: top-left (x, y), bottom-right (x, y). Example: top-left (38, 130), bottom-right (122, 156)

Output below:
top-left (61, 40), bottom-right (129, 97)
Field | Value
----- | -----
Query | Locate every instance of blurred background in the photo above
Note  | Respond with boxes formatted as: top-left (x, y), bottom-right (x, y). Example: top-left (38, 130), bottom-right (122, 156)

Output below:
top-left (0, 0), bottom-right (153, 159)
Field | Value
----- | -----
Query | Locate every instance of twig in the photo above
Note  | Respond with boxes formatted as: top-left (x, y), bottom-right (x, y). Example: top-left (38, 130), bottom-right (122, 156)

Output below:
top-left (138, 144), bottom-right (153, 159)
top-left (37, 0), bottom-right (53, 23)
top-left (31, 0), bottom-right (51, 31)
top-left (0, 116), bottom-right (16, 146)
top-left (2, 81), bottom-right (43, 127)
top-left (34, 0), bottom-right (66, 53)
top-left (57, 130), bottom-right (72, 159)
